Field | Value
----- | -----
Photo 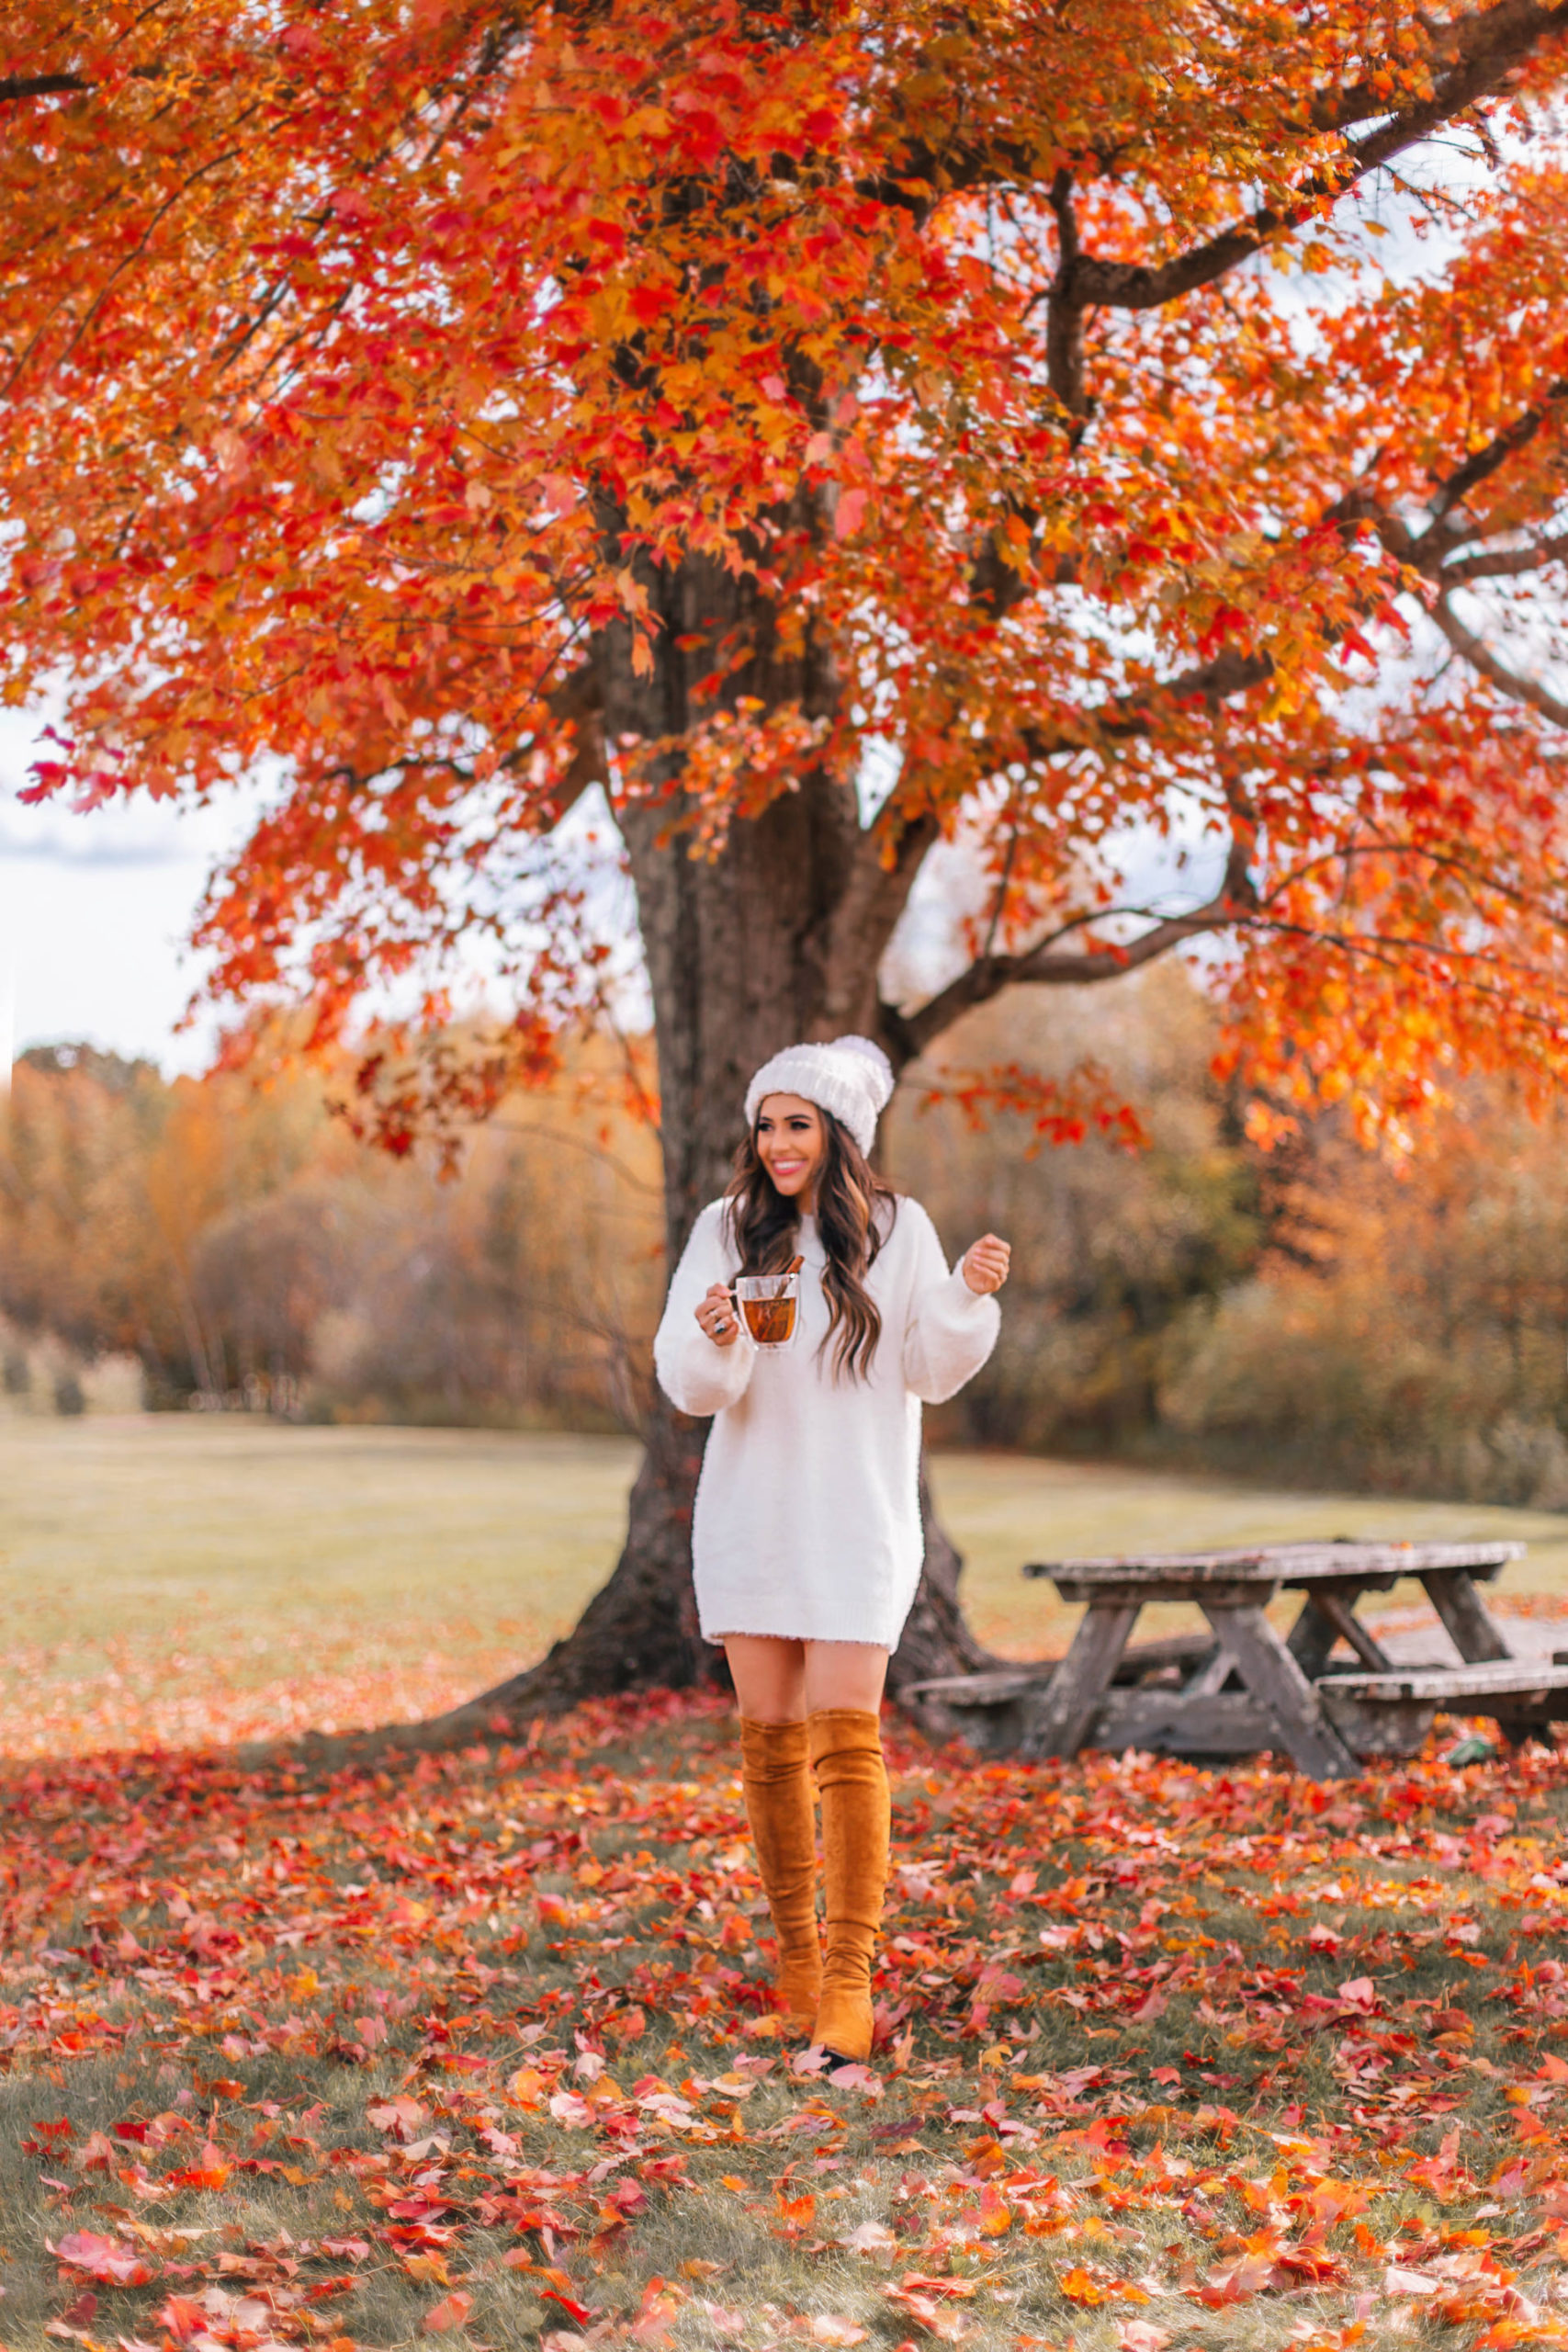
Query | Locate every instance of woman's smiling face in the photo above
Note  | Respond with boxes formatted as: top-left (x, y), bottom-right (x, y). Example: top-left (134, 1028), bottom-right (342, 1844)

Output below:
top-left (755, 1092), bottom-right (827, 1205)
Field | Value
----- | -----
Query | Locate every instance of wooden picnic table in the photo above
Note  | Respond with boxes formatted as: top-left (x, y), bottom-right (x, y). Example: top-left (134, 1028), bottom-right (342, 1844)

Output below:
top-left (911, 1538), bottom-right (1568, 1779)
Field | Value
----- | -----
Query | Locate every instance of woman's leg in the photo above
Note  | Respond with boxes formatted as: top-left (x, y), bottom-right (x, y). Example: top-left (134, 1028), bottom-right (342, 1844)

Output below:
top-left (802, 1643), bottom-right (889, 1714)
top-left (803, 1643), bottom-right (891, 2068)
top-left (725, 1635), bottom-right (808, 1723)
top-left (724, 1638), bottom-right (819, 2030)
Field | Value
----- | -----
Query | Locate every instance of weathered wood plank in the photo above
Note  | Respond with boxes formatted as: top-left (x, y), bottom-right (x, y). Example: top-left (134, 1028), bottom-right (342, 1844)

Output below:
top-left (1084, 1688), bottom-right (1279, 1758)
top-left (929, 1696), bottom-right (1029, 1758)
top-left (904, 1669), bottom-right (1044, 1706)
top-left (1112, 1631), bottom-right (1221, 1684)
top-left (1025, 1541), bottom-right (1520, 1582)
top-left (1306, 1589), bottom-right (1394, 1673)
top-left (1419, 1568), bottom-right (1513, 1664)
top-left (1320, 1661), bottom-right (1568, 1704)
top-left (1287, 1598), bottom-right (1341, 1679)
top-left (1316, 1692), bottom-right (1437, 1758)
top-left (1181, 1642), bottom-right (1238, 1699)
top-left (1200, 1600), bottom-right (1359, 1778)
top-left (907, 1631), bottom-right (1218, 1709)
top-left (1020, 1601), bottom-right (1141, 1759)
top-left (1052, 1576), bottom-right (1282, 1608)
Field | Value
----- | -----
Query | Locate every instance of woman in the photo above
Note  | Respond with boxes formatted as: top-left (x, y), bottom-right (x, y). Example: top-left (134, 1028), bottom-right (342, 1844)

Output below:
top-left (654, 1035), bottom-right (1009, 2069)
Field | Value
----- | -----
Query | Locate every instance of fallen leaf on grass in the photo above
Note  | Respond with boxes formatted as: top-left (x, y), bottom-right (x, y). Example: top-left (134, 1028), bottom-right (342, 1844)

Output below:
top-left (368, 2095), bottom-right (428, 2136)
top-left (404, 2252), bottom-right (452, 2285)
top-left (543, 2288), bottom-right (595, 2324)
top-left (823, 2062), bottom-right (881, 2094)
top-left (154, 2295), bottom-right (209, 2343)
top-left (165, 2143), bottom-right (231, 2190)
top-left (807, 2319), bottom-right (867, 2346)
top-left (1117, 2326), bottom-right (1172, 2352)
top-left (886, 2275), bottom-right (979, 2341)
top-left (51, 2232), bottom-right (155, 2287)
top-left (699, 2302), bottom-right (751, 2335)
top-left (423, 2289), bottom-right (474, 2333)
top-left (628, 2278), bottom-right (682, 2344)
top-left (1191, 2246), bottom-right (1278, 2305)
top-left (842, 2221), bottom-right (898, 2257)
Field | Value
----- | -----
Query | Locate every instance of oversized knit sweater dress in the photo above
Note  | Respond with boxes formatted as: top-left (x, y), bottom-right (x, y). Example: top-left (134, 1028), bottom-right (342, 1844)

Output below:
top-left (653, 1195), bottom-right (1001, 1648)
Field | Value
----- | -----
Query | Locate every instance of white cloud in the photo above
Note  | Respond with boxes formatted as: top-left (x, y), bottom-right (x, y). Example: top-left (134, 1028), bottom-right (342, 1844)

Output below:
top-left (0, 702), bottom-right (264, 1076)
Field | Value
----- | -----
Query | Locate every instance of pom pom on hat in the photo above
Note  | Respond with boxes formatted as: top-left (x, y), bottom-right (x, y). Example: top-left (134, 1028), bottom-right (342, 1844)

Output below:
top-left (743, 1034), bottom-right (896, 1159)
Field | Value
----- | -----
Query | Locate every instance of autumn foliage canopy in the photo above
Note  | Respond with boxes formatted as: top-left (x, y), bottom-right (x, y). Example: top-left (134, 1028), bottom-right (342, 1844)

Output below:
top-left (3, 0), bottom-right (1568, 1150)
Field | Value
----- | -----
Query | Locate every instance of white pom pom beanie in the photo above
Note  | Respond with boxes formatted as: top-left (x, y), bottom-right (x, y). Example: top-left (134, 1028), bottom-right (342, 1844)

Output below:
top-left (743, 1035), bottom-right (897, 1160)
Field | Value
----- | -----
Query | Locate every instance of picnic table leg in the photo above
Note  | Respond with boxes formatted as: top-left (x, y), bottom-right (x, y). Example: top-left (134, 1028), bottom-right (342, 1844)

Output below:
top-left (1200, 1601), bottom-right (1359, 1780)
top-left (1287, 1600), bottom-right (1340, 1679)
top-left (1419, 1569), bottom-right (1512, 1664)
top-left (1288, 1589), bottom-right (1394, 1677)
top-left (1022, 1600), bottom-right (1141, 1759)
top-left (1183, 1641), bottom-right (1236, 1698)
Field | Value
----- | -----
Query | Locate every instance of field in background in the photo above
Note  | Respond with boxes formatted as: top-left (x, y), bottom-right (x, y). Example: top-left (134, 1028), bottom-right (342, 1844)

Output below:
top-left (6, 1414), bottom-right (1568, 1758)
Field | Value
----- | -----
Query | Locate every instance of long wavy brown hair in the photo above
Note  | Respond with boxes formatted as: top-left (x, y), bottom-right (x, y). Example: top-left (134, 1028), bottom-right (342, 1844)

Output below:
top-left (725, 1105), bottom-right (899, 1379)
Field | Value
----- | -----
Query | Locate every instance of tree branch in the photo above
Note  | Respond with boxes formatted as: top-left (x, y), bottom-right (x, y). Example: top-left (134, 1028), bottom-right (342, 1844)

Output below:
top-left (1431, 592), bottom-right (1568, 729)
top-left (1439, 532), bottom-right (1568, 584)
top-left (1011, 645), bottom-right (1276, 765)
top-left (1428, 380), bottom-right (1568, 521)
top-left (539, 662), bottom-right (607, 820)
top-left (1, 62), bottom-right (168, 103)
top-left (0, 73), bottom-right (91, 101)
top-left (1044, 169), bottom-right (1089, 424)
top-left (884, 838), bottom-right (1257, 1063)
top-left (822, 810), bottom-right (942, 1039)
top-left (990, 2), bottom-right (1568, 320)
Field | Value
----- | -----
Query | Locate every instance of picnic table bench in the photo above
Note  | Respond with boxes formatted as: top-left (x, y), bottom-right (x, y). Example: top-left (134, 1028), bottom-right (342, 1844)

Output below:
top-left (910, 1538), bottom-right (1568, 1779)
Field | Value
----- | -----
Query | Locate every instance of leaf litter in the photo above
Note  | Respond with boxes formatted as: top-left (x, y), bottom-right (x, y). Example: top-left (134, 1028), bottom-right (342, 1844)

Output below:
top-left (2, 1683), bottom-right (1568, 2349)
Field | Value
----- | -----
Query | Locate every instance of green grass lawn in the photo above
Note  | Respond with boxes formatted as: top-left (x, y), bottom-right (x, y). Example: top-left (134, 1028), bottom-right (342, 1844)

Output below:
top-left (5, 1412), bottom-right (1568, 1754)
top-left (4, 1415), bottom-right (1568, 2350)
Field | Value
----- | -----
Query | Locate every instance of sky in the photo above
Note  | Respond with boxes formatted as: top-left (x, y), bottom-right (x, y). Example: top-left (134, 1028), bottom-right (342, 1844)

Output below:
top-left (0, 701), bottom-right (264, 1077)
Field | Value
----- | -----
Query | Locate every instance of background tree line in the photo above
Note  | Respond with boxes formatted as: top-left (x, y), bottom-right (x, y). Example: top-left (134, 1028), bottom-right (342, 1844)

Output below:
top-left (7, 974), bottom-right (1568, 1510)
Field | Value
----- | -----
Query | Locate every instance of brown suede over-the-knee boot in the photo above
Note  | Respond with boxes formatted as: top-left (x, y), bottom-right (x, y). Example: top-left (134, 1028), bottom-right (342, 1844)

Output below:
top-left (739, 1717), bottom-right (822, 2032)
top-left (807, 1708), bottom-right (889, 2065)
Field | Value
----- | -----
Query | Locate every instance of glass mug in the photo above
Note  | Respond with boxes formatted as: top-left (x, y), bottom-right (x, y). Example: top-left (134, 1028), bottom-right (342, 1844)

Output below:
top-left (734, 1270), bottom-right (801, 1349)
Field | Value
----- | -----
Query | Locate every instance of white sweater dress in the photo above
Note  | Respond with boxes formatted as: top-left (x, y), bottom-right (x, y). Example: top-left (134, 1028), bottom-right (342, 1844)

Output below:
top-left (653, 1195), bottom-right (1001, 1648)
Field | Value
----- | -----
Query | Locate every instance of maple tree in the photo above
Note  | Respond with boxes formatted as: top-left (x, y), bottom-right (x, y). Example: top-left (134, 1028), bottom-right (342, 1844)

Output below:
top-left (6, 1), bottom-right (1568, 1712)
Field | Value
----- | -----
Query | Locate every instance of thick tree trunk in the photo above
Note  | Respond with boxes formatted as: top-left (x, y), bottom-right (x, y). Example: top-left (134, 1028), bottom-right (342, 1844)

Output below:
top-left (451, 555), bottom-right (996, 1733)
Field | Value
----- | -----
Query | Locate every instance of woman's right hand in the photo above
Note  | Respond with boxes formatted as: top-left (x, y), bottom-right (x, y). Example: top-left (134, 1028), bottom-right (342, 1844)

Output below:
top-left (962, 1233), bottom-right (1011, 1294)
top-left (695, 1282), bottom-right (740, 1348)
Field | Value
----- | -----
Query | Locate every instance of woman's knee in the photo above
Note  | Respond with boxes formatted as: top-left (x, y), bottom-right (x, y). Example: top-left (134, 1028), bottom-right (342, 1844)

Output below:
top-left (802, 1641), bottom-right (889, 1715)
top-left (726, 1634), bottom-right (807, 1721)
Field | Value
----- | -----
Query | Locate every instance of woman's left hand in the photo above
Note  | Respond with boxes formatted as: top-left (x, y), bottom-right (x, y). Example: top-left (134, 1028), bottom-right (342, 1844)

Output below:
top-left (962, 1233), bottom-right (1010, 1295)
